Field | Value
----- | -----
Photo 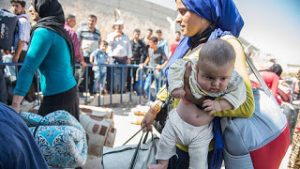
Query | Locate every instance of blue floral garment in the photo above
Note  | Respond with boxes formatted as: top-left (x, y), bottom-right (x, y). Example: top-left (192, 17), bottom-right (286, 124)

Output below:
top-left (20, 110), bottom-right (88, 168)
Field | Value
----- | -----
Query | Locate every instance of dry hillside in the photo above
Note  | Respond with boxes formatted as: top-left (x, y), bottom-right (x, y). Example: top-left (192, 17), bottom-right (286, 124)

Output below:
top-left (0, 0), bottom-right (177, 42)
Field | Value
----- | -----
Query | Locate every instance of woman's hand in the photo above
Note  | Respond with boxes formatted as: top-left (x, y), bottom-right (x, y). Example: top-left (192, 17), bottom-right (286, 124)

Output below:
top-left (141, 111), bottom-right (156, 132)
top-left (183, 61), bottom-right (198, 104)
top-left (141, 100), bottom-right (163, 131)
top-left (171, 87), bottom-right (186, 98)
top-left (11, 95), bottom-right (24, 113)
top-left (11, 103), bottom-right (21, 113)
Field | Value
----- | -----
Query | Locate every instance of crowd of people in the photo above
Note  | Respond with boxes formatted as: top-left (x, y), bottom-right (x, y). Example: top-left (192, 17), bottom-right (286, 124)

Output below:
top-left (65, 14), bottom-right (175, 99)
top-left (0, 0), bottom-right (180, 106)
top-left (0, 0), bottom-right (300, 169)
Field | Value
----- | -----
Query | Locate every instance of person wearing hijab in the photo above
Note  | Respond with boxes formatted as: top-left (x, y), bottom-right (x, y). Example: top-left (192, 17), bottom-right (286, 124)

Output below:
top-left (0, 103), bottom-right (49, 169)
top-left (144, 0), bottom-right (289, 169)
top-left (12, 0), bottom-right (79, 120)
top-left (252, 63), bottom-right (283, 105)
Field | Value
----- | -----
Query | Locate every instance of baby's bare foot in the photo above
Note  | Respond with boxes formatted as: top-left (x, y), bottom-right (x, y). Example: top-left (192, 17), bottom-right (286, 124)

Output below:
top-left (148, 164), bottom-right (167, 169)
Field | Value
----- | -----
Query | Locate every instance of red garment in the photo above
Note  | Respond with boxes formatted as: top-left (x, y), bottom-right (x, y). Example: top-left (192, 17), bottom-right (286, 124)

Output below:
top-left (64, 24), bottom-right (83, 63)
top-left (277, 88), bottom-right (291, 102)
top-left (250, 125), bottom-right (290, 169)
top-left (259, 71), bottom-right (282, 104)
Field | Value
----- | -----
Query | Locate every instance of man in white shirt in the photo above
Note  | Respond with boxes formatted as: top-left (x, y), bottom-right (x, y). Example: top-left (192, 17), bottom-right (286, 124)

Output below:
top-left (11, 0), bottom-right (36, 103)
top-left (10, 0), bottom-right (31, 63)
top-left (106, 20), bottom-right (132, 93)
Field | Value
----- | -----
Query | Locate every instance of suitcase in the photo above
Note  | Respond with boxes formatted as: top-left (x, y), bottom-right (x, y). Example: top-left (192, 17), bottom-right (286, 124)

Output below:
top-left (0, 9), bottom-right (18, 50)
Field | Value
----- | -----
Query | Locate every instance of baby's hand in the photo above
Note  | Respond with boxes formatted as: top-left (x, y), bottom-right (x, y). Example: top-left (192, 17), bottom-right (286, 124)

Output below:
top-left (171, 87), bottom-right (186, 98)
top-left (202, 99), bottom-right (222, 115)
top-left (148, 164), bottom-right (167, 169)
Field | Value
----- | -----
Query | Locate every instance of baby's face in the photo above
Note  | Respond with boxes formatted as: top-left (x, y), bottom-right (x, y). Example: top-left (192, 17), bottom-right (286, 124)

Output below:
top-left (197, 61), bottom-right (234, 93)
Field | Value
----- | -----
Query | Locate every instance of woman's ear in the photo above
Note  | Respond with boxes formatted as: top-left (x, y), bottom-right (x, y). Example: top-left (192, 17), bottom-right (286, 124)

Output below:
top-left (200, 17), bottom-right (211, 30)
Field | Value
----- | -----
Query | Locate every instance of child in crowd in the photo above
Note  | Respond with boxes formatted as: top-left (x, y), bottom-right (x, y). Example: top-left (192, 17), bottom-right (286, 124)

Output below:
top-left (150, 39), bottom-right (246, 169)
top-left (90, 40), bottom-right (109, 94)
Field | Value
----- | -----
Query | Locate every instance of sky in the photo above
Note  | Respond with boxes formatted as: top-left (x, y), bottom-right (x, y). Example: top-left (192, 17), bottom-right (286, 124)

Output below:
top-left (146, 0), bottom-right (300, 69)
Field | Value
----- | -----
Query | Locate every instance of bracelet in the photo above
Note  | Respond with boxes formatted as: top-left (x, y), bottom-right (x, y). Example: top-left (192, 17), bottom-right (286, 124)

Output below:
top-left (150, 100), bottom-right (163, 115)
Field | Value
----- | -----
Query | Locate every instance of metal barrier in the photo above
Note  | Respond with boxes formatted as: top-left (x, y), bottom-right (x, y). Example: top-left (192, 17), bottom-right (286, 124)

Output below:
top-left (0, 62), bottom-right (166, 106)
top-left (0, 62), bottom-right (41, 105)
top-left (75, 63), bottom-right (165, 105)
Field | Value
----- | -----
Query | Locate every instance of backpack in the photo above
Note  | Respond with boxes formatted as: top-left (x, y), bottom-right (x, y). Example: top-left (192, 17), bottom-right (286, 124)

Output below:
top-left (0, 9), bottom-right (18, 50)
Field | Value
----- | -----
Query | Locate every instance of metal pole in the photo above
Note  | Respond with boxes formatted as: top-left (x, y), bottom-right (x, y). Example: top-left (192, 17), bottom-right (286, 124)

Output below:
top-left (129, 65), bottom-right (133, 102)
top-left (110, 65), bottom-right (113, 105)
top-left (85, 66), bottom-right (88, 104)
top-left (148, 68), bottom-right (152, 102)
top-left (139, 66), bottom-right (142, 104)
top-left (120, 65), bottom-right (123, 104)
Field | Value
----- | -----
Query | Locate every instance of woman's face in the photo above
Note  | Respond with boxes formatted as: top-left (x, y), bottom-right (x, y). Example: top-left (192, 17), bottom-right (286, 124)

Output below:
top-left (28, 4), bottom-right (39, 21)
top-left (175, 0), bottom-right (210, 37)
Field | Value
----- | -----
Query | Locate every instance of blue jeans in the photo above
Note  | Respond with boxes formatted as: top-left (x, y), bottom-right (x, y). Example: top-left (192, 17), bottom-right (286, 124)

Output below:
top-left (144, 72), bottom-right (164, 101)
top-left (93, 71), bottom-right (106, 93)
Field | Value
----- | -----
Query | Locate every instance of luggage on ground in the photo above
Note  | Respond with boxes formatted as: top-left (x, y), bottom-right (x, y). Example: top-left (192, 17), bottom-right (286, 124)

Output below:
top-left (79, 105), bottom-right (116, 156)
top-left (20, 110), bottom-right (88, 168)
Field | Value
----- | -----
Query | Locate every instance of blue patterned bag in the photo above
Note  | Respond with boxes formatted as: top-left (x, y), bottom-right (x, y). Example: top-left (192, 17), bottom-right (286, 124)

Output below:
top-left (20, 110), bottom-right (88, 168)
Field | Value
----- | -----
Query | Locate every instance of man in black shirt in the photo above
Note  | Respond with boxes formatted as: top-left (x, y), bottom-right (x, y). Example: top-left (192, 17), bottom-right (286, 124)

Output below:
top-left (128, 29), bottom-right (147, 91)
top-left (142, 36), bottom-right (168, 100)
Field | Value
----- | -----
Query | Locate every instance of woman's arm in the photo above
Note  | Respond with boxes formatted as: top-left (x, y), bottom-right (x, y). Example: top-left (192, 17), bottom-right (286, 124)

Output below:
top-left (141, 85), bottom-right (168, 131)
top-left (13, 28), bottom-right (53, 112)
top-left (214, 83), bottom-right (254, 117)
top-left (11, 95), bottom-right (24, 113)
top-left (270, 75), bottom-right (280, 96)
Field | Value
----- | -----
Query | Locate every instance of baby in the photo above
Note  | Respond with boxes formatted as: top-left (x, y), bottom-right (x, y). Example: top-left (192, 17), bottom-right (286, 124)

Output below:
top-left (149, 39), bottom-right (246, 169)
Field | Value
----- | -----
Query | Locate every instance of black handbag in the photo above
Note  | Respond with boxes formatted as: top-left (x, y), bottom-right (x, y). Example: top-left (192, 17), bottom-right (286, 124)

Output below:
top-left (153, 96), bottom-right (173, 133)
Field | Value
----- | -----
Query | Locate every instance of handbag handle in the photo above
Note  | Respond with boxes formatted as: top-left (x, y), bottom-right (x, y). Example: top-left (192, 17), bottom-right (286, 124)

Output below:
top-left (123, 128), bottom-right (154, 169)
top-left (123, 127), bottom-right (145, 145)
top-left (236, 38), bottom-right (273, 97)
top-left (245, 53), bottom-right (280, 105)
top-left (246, 56), bottom-right (272, 97)
top-left (128, 131), bottom-right (145, 169)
